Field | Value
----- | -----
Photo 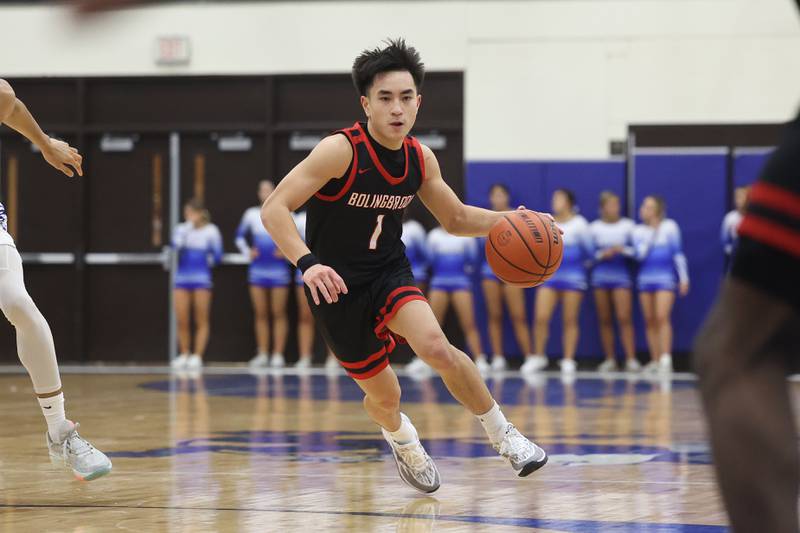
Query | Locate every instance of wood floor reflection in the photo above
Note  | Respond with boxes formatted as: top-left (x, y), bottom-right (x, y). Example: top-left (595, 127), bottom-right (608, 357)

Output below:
top-left (0, 369), bottom-right (735, 532)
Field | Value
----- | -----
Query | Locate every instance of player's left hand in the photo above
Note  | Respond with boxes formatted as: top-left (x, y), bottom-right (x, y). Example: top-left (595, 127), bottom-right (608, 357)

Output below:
top-left (517, 205), bottom-right (564, 235)
top-left (41, 138), bottom-right (83, 177)
top-left (679, 281), bottom-right (690, 297)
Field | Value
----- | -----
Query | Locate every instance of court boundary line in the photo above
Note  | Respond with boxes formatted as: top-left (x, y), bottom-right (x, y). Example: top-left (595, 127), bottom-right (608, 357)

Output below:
top-left (0, 502), bottom-right (727, 531)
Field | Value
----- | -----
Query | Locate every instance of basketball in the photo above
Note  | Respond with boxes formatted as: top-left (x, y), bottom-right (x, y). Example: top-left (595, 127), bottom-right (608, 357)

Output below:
top-left (485, 210), bottom-right (563, 287)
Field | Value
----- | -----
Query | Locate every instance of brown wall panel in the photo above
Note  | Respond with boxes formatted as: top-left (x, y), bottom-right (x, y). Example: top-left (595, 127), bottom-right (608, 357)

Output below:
top-left (86, 135), bottom-right (170, 252)
top-left (85, 77), bottom-right (268, 127)
top-left (86, 266), bottom-right (168, 362)
top-left (2, 79), bottom-right (79, 127)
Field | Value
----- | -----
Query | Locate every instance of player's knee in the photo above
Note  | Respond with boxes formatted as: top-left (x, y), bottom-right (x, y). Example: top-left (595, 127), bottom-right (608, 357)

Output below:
top-left (1, 292), bottom-right (38, 328)
top-left (366, 384), bottom-right (401, 412)
top-left (419, 336), bottom-right (456, 371)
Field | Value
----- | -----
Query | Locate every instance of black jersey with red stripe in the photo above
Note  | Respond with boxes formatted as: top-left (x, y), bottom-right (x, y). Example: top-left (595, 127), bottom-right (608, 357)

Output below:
top-left (306, 121), bottom-right (427, 287)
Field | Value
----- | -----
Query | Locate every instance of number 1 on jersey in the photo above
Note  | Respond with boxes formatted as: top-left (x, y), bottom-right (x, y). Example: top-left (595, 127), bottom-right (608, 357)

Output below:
top-left (369, 214), bottom-right (385, 250)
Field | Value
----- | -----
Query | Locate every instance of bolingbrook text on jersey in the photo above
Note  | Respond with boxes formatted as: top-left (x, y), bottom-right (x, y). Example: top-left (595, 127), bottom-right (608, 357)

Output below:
top-left (346, 192), bottom-right (415, 210)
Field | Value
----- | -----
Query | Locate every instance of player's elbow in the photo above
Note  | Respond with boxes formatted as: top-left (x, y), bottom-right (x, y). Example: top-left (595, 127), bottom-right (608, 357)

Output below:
top-left (0, 80), bottom-right (16, 122)
top-left (442, 204), bottom-right (467, 235)
top-left (260, 194), bottom-right (285, 233)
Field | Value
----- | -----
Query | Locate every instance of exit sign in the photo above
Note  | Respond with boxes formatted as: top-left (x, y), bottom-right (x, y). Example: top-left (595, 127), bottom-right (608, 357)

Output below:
top-left (155, 36), bottom-right (191, 66)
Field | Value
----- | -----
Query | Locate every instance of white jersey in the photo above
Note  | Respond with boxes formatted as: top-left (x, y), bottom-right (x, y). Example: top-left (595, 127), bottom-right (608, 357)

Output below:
top-left (588, 217), bottom-right (635, 287)
top-left (0, 203), bottom-right (14, 246)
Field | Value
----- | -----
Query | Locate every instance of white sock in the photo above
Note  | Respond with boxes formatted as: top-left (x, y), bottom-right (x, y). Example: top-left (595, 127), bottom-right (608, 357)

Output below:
top-left (38, 393), bottom-right (66, 442)
top-left (661, 353), bottom-right (672, 360)
top-left (272, 353), bottom-right (284, 358)
top-left (477, 402), bottom-right (509, 445)
top-left (388, 414), bottom-right (417, 445)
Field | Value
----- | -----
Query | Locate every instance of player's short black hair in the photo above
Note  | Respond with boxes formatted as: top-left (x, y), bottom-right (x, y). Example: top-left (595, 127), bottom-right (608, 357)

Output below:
top-left (352, 38), bottom-right (425, 97)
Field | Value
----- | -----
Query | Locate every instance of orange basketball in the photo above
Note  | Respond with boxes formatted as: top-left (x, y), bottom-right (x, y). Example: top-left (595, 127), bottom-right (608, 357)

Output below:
top-left (485, 210), bottom-right (563, 288)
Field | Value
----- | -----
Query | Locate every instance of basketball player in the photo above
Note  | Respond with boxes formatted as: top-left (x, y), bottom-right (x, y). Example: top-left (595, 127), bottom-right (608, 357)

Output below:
top-left (694, 114), bottom-right (800, 533)
top-left (236, 180), bottom-right (291, 369)
top-left (261, 39), bottom-right (548, 492)
top-left (0, 79), bottom-right (112, 480)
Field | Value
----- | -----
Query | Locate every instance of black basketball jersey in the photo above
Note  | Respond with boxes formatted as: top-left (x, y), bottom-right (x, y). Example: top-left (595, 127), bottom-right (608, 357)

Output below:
top-left (306, 121), bottom-right (426, 287)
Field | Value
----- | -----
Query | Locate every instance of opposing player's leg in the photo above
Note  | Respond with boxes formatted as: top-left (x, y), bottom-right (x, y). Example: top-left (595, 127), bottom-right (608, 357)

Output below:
top-left (654, 290), bottom-right (675, 372)
top-left (612, 287), bottom-right (637, 369)
top-left (248, 285), bottom-right (270, 367)
top-left (0, 245), bottom-right (111, 480)
top-left (354, 364), bottom-right (440, 493)
top-left (694, 279), bottom-right (799, 533)
top-left (481, 279), bottom-right (504, 360)
top-left (593, 288), bottom-right (616, 368)
top-left (173, 288), bottom-right (192, 369)
top-left (388, 299), bottom-right (547, 477)
top-left (268, 286), bottom-right (289, 368)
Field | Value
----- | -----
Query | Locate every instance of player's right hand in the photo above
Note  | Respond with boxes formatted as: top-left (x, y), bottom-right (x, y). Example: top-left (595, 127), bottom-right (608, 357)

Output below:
top-left (303, 264), bottom-right (348, 305)
top-left (41, 137), bottom-right (83, 177)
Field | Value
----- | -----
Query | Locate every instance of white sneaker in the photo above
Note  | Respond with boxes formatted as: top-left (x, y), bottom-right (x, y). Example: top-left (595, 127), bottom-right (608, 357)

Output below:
top-left (171, 353), bottom-right (189, 370)
top-left (186, 354), bottom-right (203, 370)
top-left (560, 359), bottom-right (577, 374)
top-left (381, 414), bottom-right (441, 493)
top-left (597, 359), bottom-right (618, 373)
top-left (249, 353), bottom-right (269, 368)
top-left (625, 359), bottom-right (642, 372)
top-left (325, 355), bottom-right (340, 373)
top-left (294, 357), bottom-right (312, 370)
top-left (270, 353), bottom-right (285, 369)
top-left (47, 421), bottom-right (112, 481)
top-left (475, 357), bottom-right (491, 375)
top-left (491, 356), bottom-right (507, 372)
top-left (642, 360), bottom-right (659, 375)
top-left (659, 354), bottom-right (673, 373)
top-left (520, 355), bottom-right (548, 374)
top-left (494, 424), bottom-right (548, 477)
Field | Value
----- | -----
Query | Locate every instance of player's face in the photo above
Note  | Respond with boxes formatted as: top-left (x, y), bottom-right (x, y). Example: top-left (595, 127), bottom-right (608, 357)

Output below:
top-left (361, 70), bottom-right (421, 144)
top-left (601, 196), bottom-right (620, 220)
top-left (489, 187), bottom-right (510, 211)
top-left (258, 181), bottom-right (274, 203)
top-left (734, 187), bottom-right (749, 212)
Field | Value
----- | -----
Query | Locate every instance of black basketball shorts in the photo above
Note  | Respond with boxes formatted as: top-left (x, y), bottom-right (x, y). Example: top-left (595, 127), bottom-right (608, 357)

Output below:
top-left (732, 112), bottom-right (800, 312)
top-left (305, 260), bottom-right (427, 379)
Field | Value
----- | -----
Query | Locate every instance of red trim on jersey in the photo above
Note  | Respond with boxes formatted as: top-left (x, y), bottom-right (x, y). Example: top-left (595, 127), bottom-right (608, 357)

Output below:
top-left (349, 357), bottom-right (390, 380)
top-left (336, 346), bottom-right (387, 370)
top-left (738, 214), bottom-right (800, 258)
top-left (314, 127), bottom-right (361, 202)
top-left (355, 122), bottom-right (410, 186)
top-left (410, 137), bottom-right (427, 181)
top-left (374, 294), bottom-right (428, 337)
top-left (748, 182), bottom-right (800, 219)
top-left (379, 285), bottom-right (424, 316)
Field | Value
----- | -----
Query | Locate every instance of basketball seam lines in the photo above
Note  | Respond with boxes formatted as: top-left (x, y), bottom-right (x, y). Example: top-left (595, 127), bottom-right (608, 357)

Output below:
top-left (487, 234), bottom-right (540, 278)
top-left (532, 212), bottom-right (556, 285)
top-left (502, 214), bottom-right (549, 270)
